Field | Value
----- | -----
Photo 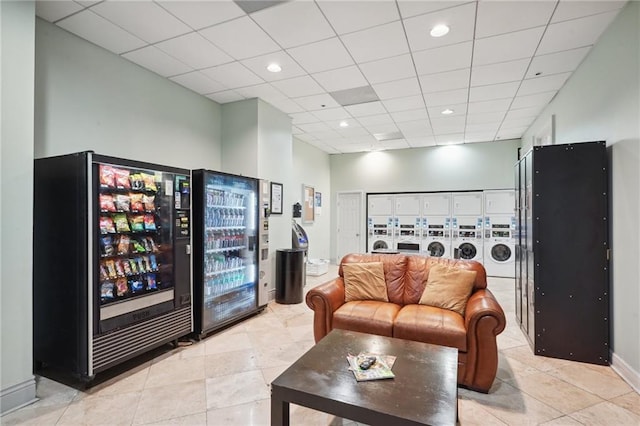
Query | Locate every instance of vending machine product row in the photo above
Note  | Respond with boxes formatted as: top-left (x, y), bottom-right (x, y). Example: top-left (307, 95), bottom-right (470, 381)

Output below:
top-left (192, 170), bottom-right (266, 338)
top-left (33, 152), bottom-right (192, 381)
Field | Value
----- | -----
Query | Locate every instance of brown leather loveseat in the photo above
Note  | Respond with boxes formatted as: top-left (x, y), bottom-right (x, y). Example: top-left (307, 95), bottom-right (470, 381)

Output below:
top-left (305, 253), bottom-right (506, 393)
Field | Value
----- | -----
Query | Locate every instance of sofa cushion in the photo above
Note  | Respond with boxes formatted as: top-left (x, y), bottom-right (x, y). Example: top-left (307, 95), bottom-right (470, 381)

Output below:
top-left (418, 264), bottom-right (477, 316)
top-left (393, 304), bottom-right (467, 351)
top-left (333, 300), bottom-right (401, 337)
top-left (340, 253), bottom-right (407, 305)
top-left (343, 262), bottom-right (389, 302)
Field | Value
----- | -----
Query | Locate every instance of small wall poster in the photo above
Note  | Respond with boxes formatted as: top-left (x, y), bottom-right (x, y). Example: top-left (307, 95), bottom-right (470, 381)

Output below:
top-left (315, 192), bottom-right (322, 215)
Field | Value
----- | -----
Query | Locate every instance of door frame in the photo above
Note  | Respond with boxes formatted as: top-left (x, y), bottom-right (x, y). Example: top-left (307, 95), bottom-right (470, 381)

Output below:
top-left (336, 190), bottom-right (365, 262)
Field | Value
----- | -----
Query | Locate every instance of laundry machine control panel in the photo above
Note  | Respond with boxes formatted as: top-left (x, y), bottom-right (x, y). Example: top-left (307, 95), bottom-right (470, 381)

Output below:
top-left (452, 217), bottom-right (483, 239)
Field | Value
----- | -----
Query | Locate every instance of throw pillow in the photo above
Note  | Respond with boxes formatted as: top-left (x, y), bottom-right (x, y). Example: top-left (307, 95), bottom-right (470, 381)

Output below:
top-left (343, 262), bottom-right (389, 302)
top-left (419, 264), bottom-right (477, 316)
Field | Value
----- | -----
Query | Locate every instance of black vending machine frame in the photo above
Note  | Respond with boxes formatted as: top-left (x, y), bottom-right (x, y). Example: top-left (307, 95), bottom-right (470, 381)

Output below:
top-left (192, 169), bottom-right (262, 338)
top-left (33, 151), bottom-right (192, 381)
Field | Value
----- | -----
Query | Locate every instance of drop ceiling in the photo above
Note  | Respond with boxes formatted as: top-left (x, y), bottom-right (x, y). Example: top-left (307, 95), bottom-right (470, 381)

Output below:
top-left (36, 0), bottom-right (627, 154)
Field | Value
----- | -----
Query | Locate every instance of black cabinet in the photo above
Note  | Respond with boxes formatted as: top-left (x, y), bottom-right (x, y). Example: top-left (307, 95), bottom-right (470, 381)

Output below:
top-left (515, 142), bottom-right (610, 365)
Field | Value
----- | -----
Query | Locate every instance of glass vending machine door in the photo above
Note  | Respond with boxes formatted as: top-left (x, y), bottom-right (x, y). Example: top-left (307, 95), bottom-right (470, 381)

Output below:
top-left (202, 173), bottom-right (258, 330)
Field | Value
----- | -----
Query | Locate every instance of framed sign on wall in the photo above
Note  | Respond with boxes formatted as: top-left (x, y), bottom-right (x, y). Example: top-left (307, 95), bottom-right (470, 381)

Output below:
top-left (270, 182), bottom-right (283, 215)
top-left (302, 184), bottom-right (314, 224)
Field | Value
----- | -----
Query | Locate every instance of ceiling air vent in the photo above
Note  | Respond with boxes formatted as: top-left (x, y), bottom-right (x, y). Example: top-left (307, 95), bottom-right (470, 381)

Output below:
top-left (329, 85), bottom-right (379, 107)
top-left (373, 131), bottom-right (405, 142)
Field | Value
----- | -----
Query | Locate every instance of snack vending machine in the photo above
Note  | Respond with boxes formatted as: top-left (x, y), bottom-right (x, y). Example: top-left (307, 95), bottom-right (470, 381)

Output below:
top-left (33, 152), bottom-right (192, 381)
top-left (192, 170), bottom-right (264, 338)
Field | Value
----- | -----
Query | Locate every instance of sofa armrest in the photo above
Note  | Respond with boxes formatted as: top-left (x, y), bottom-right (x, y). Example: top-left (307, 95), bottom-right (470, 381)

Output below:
top-left (305, 277), bottom-right (346, 343)
top-left (462, 289), bottom-right (506, 392)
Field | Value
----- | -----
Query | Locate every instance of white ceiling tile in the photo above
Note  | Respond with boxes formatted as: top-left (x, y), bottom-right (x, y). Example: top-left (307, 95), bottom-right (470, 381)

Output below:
top-left (473, 27), bottom-right (545, 66)
top-left (345, 101), bottom-right (387, 117)
top-left (413, 41), bottom-right (472, 75)
top-left (75, 0), bottom-right (100, 6)
top-left (241, 51), bottom-right (307, 81)
top-left (464, 132), bottom-right (497, 143)
top-left (467, 98), bottom-right (512, 114)
top-left (311, 107), bottom-right (352, 121)
top-left (341, 21), bottom-right (410, 63)
top-left (466, 111), bottom-right (507, 124)
top-left (363, 123), bottom-right (399, 134)
top-left (289, 111), bottom-right (320, 125)
top-left (236, 83), bottom-right (286, 101)
top-left (469, 82), bottom-right (519, 103)
top-left (292, 126), bottom-right (304, 135)
top-left (338, 126), bottom-right (370, 137)
top-left (201, 62), bottom-right (263, 89)
top-left (504, 105), bottom-right (544, 120)
top-left (406, 136), bottom-right (436, 148)
top-left (390, 108), bottom-right (428, 123)
top-left (419, 68), bottom-right (470, 94)
top-left (251, 1), bottom-right (334, 49)
top-left (156, 0), bottom-right (245, 30)
top-left (518, 72), bottom-right (571, 96)
top-left (357, 113), bottom-right (395, 127)
top-left (501, 116), bottom-right (536, 130)
top-left (266, 97), bottom-right (305, 114)
top-left (397, 120), bottom-right (433, 138)
top-left (170, 71), bottom-right (226, 94)
top-left (91, 1), bottom-right (191, 44)
top-left (359, 54), bottom-right (416, 84)
top-left (122, 45), bottom-right (192, 77)
top-left (526, 47), bottom-right (591, 78)
top-left (36, 1), bottom-right (83, 22)
top-left (293, 93), bottom-right (340, 111)
top-left (397, 1), bottom-right (469, 19)
top-left (307, 130), bottom-right (343, 140)
top-left (435, 133), bottom-right (465, 144)
top-left (424, 89), bottom-right (468, 107)
top-left (377, 139), bottom-right (411, 151)
top-left (551, 1), bottom-right (626, 23)
top-left (383, 95), bottom-right (425, 113)
top-left (316, 0), bottom-right (399, 35)
top-left (511, 91), bottom-right (557, 109)
top-left (271, 75), bottom-right (325, 98)
top-left (297, 122), bottom-right (332, 133)
top-left (155, 32), bottom-right (233, 70)
top-left (372, 77), bottom-right (421, 100)
top-left (404, 3), bottom-right (476, 51)
top-left (324, 119), bottom-right (360, 130)
top-left (537, 11), bottom-right (620, 55)
top-left (57, 10), bottom-right (147, 54)
top-left (496, 127), bottom-right (528, 140)
top-left (476, 1), bottom-right (556, 38)
top-left (295, 133), bottom-right (319, 142)
top-left (427, 103), bottom-right (467, 117)
top-left (312, 66), bottom-right (368, 92)
top-left (286, 37), bottom-right (354, 74)
top-left (199, 17), bottom-right (280, 60)
top-left (206, 90), bottom-right (245, 104)
top-left (471, 59), bottom-right (529, 86)
top-left (465, 122), bottom-right (501, 133)
top-left (430, 116), bottom-right (466, 134)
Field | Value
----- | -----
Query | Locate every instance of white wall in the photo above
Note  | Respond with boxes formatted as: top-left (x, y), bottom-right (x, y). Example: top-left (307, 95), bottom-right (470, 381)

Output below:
top-left (221, 100), bottom-right (258, 177)
top-left (292, 138), bottom-right (331, 260)
top-left (329, 139), bottom-right (520, 259)
top-left (1, 0), bottom-right (37, 414)
top-left (522, 1), bottom-right (639, 390)
top-left (35, 19), bottom-right (222, 170)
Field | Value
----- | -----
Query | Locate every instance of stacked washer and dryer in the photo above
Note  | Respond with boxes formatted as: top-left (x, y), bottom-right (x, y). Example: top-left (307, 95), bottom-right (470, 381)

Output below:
top-left (483, 190), bottom-right (516, 278)
top-left (421, 193), bottom-right (452, 258)
top-left (394, 194), bottom-right (422, 252)
top-left (451, 192), bottom-right (484, 262)
top-left (367, 195), bottom-right (394, 252)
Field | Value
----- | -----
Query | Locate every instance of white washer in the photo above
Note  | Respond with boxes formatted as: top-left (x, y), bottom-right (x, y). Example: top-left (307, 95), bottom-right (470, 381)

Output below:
top-left (421, 215), bottom-right (452, 258)
top-left (368, 215), bottom-right (393, 252)
top-left (452, 216), bottom-right (484, 261)
top-left (483, 215), bottom-right (516, 277)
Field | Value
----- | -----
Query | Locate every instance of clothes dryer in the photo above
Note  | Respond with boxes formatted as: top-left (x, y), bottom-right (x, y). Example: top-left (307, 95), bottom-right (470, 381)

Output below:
top-left (421, 216), bottom-right (452, 258)
top-left (395, 215), bottom-right (421, 251)
top-left (452, 216), bottom-right (483, 261)
top-left (484, 190), bottom-right (515, 215)
top-left (483, 215), bottom-right (516, 277)
top-left (452, 192), bottom-right (483, 216)
top-left (367, 216), bottom-right (393, 252)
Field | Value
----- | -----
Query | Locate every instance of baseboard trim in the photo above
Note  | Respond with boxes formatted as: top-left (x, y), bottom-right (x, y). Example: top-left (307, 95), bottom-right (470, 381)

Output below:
top-left (0, 377), bottom-right (37, 416)
top-left (611, 352), bottom-right (640, 394)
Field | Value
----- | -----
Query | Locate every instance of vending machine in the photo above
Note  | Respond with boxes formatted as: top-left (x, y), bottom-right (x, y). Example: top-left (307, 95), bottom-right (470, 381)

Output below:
top-left (192, 170), bottom-right (264, 338)
top-left (33, 151), bottom-right (192, 381)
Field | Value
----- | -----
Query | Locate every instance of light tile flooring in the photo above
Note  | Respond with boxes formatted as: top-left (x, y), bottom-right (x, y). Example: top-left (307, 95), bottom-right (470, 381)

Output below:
top-left (4, 264), bottom-right (639, 425)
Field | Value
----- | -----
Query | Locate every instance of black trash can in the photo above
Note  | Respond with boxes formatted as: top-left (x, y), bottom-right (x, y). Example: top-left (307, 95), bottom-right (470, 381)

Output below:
top-left (276, 248), bottom-right (305, 304)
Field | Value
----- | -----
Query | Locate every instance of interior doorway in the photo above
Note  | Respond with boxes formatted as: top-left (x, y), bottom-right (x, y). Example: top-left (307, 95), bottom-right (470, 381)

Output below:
top-left (336, 191), bottom-right (364, 262)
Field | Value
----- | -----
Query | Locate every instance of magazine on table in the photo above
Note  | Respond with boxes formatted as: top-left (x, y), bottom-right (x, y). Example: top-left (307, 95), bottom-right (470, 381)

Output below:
top-left (346, 353), bottom-right (396, 381)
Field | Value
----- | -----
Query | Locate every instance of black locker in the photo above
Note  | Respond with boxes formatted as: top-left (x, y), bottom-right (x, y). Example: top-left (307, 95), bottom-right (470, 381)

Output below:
top-left (514, 141), bottom-right (610, 365)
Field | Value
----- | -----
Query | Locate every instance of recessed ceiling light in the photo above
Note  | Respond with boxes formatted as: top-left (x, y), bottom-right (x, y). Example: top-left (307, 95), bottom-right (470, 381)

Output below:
top-left (441, 109), bottom-right (454, 115)
top-left (339, 121), bottom-right (349, 128)
top-left (430, 24), bottom-right (450, 38)
top-left (266, 63), bottom-right (282, 73)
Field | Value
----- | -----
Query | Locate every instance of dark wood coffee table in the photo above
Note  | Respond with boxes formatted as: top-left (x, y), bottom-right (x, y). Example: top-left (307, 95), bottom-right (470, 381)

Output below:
top-left (271, 329), bottom-right (458, 425)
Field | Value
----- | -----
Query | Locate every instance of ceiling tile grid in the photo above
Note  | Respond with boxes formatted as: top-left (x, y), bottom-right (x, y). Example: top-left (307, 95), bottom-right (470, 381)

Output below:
top-left (37, 0), bottom-right (628, 154)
